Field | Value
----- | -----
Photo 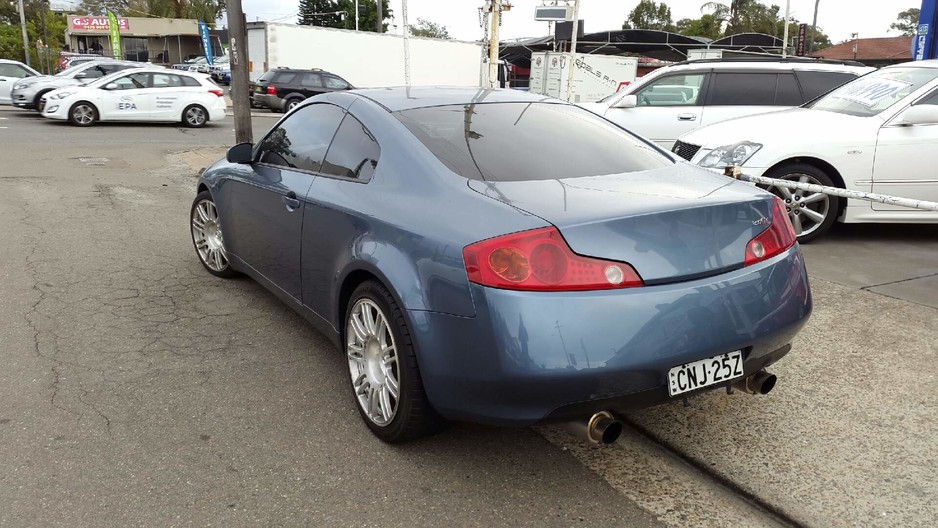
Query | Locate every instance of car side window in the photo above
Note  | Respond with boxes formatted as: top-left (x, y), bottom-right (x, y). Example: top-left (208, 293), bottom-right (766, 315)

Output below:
top-left (152, 73), bottom-right (182, 88)
top-left (274, 71), bottom-right (297, 84)
top-left (795, 71), bottom-right (857, 101)
top-left (81, 66), bottom-right (107, 79)
top-left (708, 73), bottom-right (783, 106)
top-left (914, 88), bottom-right (938, 106)
top-left (324, 76), bottom-right (349, 90)
top-left (255, 103), bottom-right (346, 172)
top-left (180, 76), bottom-right (201, 87)
top-left (634, 74), bottom-right (705, 106)
top-left (321, 115), bottom-right (380, 180)
top-left (0, 64), bottom-right (30, 78)
top-left (301, 73), bottom-right (323, 88)
top-left (775, 73), bottom-right (803, 105)
top-left (110, 73), bottom-right (149, 90)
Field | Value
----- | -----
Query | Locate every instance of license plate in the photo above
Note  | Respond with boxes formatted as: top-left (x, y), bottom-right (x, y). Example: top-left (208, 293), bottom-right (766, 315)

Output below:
top-left (668, 350), bottom-right (744, 397)
top-left (255, 86), bottom-right (262, 93)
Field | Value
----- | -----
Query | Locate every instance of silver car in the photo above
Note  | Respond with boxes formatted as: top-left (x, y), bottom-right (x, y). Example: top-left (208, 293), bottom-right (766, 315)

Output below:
top-left (11, 60), bottom-right (146, 110)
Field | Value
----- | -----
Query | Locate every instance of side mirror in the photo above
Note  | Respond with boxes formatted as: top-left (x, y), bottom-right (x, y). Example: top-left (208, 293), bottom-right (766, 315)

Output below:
top-left (227, 142), bottom-right (254, 164)
top-left (895, 105), bottom-right (938, 126)
top-left (104, 82), bottom-right (119, 90)
top-left (613, 94), bottom-right (638, 109)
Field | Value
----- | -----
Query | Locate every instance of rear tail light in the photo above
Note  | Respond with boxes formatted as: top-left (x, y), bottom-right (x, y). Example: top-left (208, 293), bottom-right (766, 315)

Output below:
top-left (463, 227), bottom-right (643, 291)
top-left (744, 198), bottom-right (797, 266)
top-left (209, 89), bottom-right (224, 97)
top-left (266, 84), bottom-right (277, 95)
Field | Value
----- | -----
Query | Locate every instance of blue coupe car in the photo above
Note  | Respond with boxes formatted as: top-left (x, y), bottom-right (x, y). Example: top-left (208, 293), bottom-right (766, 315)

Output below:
top-left (191, 87), bottom-right (812, 443)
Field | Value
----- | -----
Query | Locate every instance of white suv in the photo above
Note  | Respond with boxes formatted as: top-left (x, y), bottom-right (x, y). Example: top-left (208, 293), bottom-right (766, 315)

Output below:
top-left (582, 58), bottom-right (873, 149)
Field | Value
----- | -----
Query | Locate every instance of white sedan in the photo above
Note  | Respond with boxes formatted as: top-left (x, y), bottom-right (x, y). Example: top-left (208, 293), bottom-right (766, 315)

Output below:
top-left (40, 68), bottom-right (227, 127)
top-left (676, 60), bottom-right (938, 242)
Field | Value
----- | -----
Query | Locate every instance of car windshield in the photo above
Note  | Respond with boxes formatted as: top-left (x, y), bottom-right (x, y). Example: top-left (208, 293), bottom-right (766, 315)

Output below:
top-left (395, 102), bottom-right (671, 181)
top-left (809, 67), bottom-right (938, 117)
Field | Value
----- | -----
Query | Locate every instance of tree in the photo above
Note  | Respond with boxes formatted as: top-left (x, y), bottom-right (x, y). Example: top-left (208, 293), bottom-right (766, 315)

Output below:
top-left (336, 0), bottom-right (393, 33)
top-left (676, 14), bottom-right (722, 39)
top-left (299, 0), bottom-right (343, 27)
top-left (0, 2), bottom-right (68, 66)
top-left (890, 8), bottom-right (920, 36)
top-left (409, 18), bottom-right (450, 39)
top-left (76, 0), bottom-right (224, 24)
top-left (622, 0), bottom-right (674, 31)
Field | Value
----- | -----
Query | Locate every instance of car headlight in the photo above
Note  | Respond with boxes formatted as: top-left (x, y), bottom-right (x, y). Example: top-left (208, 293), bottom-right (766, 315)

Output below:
top-left (697, 141), bottom-right (763, 169)
top-left (14, 81), bottom-right (37, 90)
top-left (51, 91), bottom-right (76, 100)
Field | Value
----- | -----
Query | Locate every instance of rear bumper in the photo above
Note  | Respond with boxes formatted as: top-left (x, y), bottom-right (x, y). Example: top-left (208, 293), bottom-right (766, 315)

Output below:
top-left (408, 246), bottom-right (812, 426)
top-left (251, 93), bottom-right (281, 109)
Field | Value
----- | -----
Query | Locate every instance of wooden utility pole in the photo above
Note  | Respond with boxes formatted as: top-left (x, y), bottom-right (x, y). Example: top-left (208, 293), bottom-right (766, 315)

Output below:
top-left (488, 0), bottom-right (500, 89)
top-left (807, 0), bottom-right (821, 54)
top-left (376, 0), bottom-right (383, 33)
top-left (17, 0), bottom-right (30, 67)
top-left (225, 0), bottom-right (252, 143)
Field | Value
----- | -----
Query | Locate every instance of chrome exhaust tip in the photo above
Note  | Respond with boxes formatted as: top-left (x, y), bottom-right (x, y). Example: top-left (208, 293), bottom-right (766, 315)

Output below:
top-left (565, 411), bottom-right (623, 444)
top-left (733, 370), bottom-right (777, 395)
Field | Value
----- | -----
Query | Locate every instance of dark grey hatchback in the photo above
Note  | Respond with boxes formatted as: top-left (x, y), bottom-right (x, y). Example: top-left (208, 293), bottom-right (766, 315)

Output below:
top-left (191, 87), bottom-right (811, 443)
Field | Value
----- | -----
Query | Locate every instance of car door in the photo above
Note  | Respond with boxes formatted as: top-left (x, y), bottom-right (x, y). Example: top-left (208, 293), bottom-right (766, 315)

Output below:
top-left (299, 72), bottom-right (324, 98)
top-left (97, 72), bottom-right (152, 121)
top-left (148, 72), bottom-right (188, 120)
top-left (700, 71), bottom-right (802, 129)
top-left (0, 63), bottom-right (35, 104)
top-left (323, 75), bottom-right (352, 93)
top-left (602, 72), bottom-right (709, 149)
top-left (300, 111), bottom-right (381, 315)
top-left (871, 87), bottom-right (938, 213)
top-left (220, 103), bottom-right (347, 301)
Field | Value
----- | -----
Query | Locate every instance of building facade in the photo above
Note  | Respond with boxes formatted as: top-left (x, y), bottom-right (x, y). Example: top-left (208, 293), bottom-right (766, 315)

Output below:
top-left (65, 16), bottom-right (222, 65)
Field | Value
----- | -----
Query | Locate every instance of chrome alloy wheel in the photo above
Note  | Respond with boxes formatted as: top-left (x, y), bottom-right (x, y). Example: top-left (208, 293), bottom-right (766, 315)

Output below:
top-left (347, 299), bottom-right (400, 426)
top-left (768, 173), bottom-right (830, 237)
top-left (186, 106), bottom-right (207, 126)
top-left (72, 104), bottom-right (94, 125)
top-left (191, 199), bottom-right (228, 272)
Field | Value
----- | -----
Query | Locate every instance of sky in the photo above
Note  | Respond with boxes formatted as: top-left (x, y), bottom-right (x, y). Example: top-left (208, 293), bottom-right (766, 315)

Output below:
top-left (238, 0), bottom-right (916, 45)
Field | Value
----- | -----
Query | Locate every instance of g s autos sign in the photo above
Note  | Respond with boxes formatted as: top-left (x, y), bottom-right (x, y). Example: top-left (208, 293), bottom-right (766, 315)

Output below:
top-left (70, 16), bottom-right (131, 32)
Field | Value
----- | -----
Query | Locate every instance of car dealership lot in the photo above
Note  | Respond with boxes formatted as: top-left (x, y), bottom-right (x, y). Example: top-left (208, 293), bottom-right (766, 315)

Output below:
top-left (0, 106), bottom-right (934, 527)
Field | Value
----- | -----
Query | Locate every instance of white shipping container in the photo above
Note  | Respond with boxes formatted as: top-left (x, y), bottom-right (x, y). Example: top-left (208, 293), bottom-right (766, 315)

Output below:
top-left (245, 22), bottom-right (485, 87)
top-left (532, 53), bottom-right (638, 103)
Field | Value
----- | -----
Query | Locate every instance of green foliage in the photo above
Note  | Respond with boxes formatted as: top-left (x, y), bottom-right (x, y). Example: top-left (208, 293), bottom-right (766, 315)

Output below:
top-left (0, 5), bottom-right (68, 69)
top-left (76, 0), bottom-right (224, 24)
top-left (890, 8), bottom-right (921, 36)
top-left (409, 18), bottom-right (450, 39)
top-left (622, 0), bottom-right (674, 31)
top-left (298, 0), bottom-right (391, 32)
top-left (675, 14), bottom-right (722, 39)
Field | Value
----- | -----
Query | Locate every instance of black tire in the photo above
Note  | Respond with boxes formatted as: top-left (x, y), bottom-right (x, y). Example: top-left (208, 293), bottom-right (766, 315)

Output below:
top-left (183, 104), bottom-right (209, 128)
top-left (764, 163), bottom-right (840, 243)
top-left (284, 97), bottom-right (303, 112)
top-left (68, 101), bottom-right (97, 127)
top-left (344, 280), bottom-right (442, 443)
top-left (33, 89), bottom-right (52, 110)
top-left (190, 191), bottom-right (238, 278)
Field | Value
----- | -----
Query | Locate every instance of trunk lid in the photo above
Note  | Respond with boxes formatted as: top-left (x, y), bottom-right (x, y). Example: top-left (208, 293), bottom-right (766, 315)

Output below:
top-left (468, 165), bottom-right (777, 284)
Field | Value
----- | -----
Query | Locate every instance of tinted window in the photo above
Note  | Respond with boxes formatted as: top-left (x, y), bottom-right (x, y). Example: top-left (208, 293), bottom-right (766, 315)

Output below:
top-left (395, 103), bottom-right (670, 182)
top-left (709, 73), bottom-right (779, 105)
top-left (100, 64), bottom-right (130, 75)
top-left (301, 73), bottom-right (323, 88)
top-left (256, 103), bottom-right (345, 172)
top-left (258, 70), bottom-right (277, 82)
top-left (775, 73), bottom-right (803, 105)
top-left (180, 75), bottom-right (201, 87)
top-left (324, 76), bottom-right (349, 89)
top-left (79, 66), bottom-right (106, 79)
top-left (321, 115), bottom-right (380, 180)
top-left (635, 74), bottom-right (705, 106)
top-left (796, 71), bottom-right (857, 101)
top-left (274, 71), bottom-right (297, 84)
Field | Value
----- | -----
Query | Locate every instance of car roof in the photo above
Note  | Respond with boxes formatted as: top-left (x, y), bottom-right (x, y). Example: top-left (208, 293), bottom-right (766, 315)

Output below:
top-left (665, 59), bottom-right (871, 73)
top-left (351, 86), bottom-right (560, 112)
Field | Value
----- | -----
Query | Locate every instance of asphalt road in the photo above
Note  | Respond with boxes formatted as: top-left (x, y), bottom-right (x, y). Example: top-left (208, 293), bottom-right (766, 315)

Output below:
top-left (0, 106), bottom-right (935, 527)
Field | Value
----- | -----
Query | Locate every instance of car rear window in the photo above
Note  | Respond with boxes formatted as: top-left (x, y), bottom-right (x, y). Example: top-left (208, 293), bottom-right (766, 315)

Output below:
top-left (394, 103), bottom-right (671, 181)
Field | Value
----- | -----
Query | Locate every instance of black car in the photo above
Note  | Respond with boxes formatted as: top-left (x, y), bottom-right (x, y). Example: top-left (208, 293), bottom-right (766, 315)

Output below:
top-left (249, 67), bottom-right (354, 112)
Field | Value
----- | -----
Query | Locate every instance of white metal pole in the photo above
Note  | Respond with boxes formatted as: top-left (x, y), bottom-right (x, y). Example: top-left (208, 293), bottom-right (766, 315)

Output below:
top-left (564, 0), bottom-right (580, 101)
top-left (488, 0), bottom-right (500, 89)
top-left (17, 0), bottom-right (30, 67)
top-left (402, 0), bottom-right (410, 85)
top-left (355, 1), bottom-right (359, 31)
top-left (781, 0), bottom-right (791, 58)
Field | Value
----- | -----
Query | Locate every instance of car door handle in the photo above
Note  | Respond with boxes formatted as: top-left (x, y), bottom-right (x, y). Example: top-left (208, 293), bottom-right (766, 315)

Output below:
top-left (677, 113), bottom-right (697, 121)
top-left (282, 191), bottom-right (301, 211)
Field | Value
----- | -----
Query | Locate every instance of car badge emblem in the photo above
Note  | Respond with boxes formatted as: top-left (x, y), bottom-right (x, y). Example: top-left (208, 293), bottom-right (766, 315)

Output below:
top-left (752, 217), bottom-right (770, 226)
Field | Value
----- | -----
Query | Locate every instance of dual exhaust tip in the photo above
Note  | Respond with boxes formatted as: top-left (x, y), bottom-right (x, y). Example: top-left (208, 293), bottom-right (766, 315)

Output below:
top-left (568, 370), bottom-right (776, 445)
